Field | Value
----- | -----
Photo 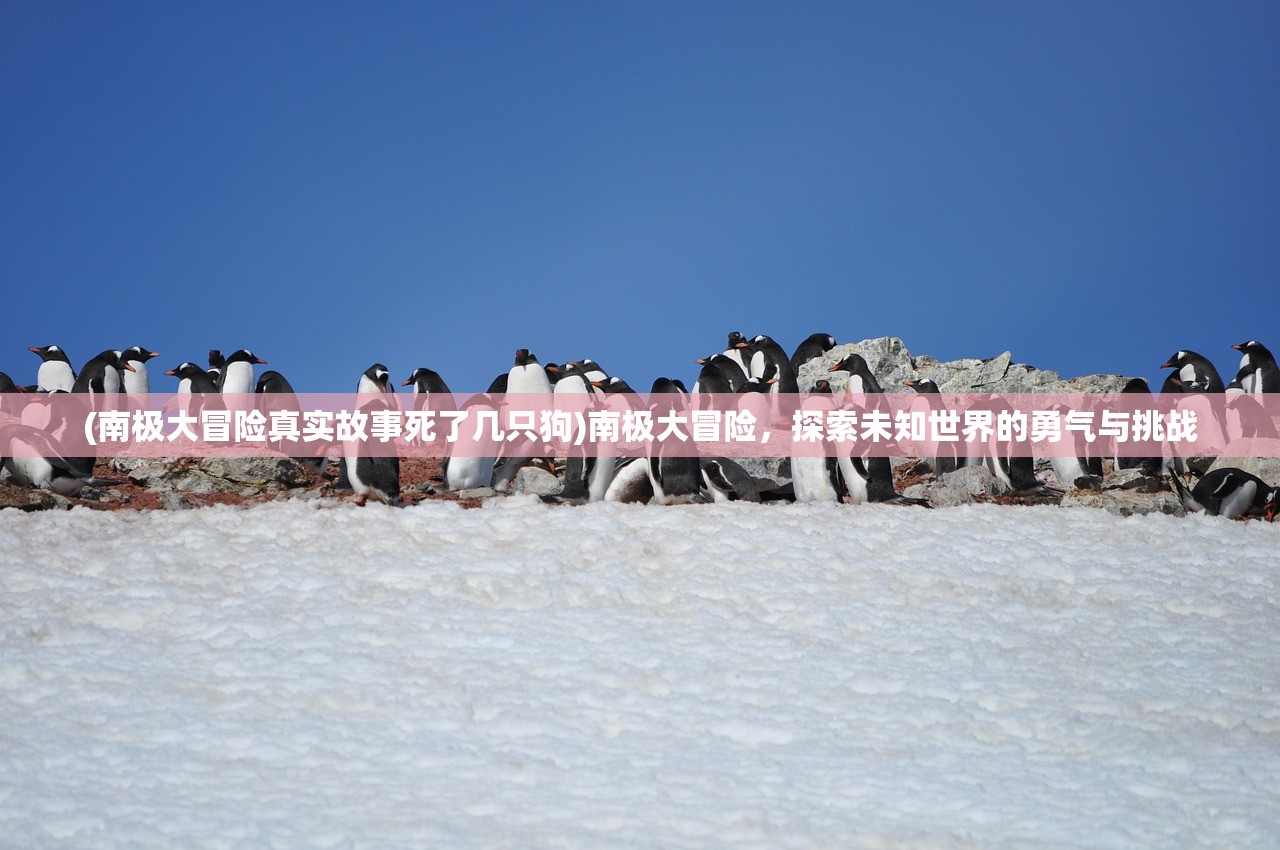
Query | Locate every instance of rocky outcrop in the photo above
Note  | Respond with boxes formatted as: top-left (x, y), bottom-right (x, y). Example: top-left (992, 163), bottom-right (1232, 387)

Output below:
top-left (903, 464), bottom-right (1011, 507)
top-left (1206, 456), bottom-right (1280, 486)
top-left (109, 456), bottom-right (314, 496)
top-left (796, 337), bottom-right (1131, 394)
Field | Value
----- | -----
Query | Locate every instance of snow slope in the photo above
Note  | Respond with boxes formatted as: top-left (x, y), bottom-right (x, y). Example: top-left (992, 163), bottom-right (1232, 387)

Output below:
top-left (1, 500), bottom-right (1277, 849)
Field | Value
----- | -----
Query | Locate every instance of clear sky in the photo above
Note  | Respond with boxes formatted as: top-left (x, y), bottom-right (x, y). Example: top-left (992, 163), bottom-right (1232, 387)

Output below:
top-left (2, 1), bottom-right (1277, 392)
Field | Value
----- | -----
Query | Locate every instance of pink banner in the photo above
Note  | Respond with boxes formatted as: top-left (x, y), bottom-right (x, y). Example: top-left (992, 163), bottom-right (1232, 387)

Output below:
top-left (1, 392), bottom-right (1277, 459)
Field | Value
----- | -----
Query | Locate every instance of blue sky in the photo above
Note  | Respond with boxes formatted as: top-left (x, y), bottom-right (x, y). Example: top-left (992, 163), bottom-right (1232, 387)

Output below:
top-left (2, 1), bottom-right (1277, 391)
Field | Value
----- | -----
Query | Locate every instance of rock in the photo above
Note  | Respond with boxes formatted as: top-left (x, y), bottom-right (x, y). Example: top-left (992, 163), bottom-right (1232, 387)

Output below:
top-left (0, 486), bottom-right (74, 512)
top-left (1060, 489), bottom-right (1187, 517)
top-left (512, 467), bottom-right (561, 497)
top-left (903, 464), bottom-right (1011, 507)
top-left (111, 455), bottom-right (313, 496)
top-left (159, 491), bottom-right (198, 510)
top-left (1207, 456), bottom-right (1280, 486)
top-left (732, 456), bottom-right (792, 493)
top-left (797, 337), bottom-right (1131, 394)
top-left (455, 487), bottom-right (496, 500)
top-left (1103, 468), bottom-right (1167, 493)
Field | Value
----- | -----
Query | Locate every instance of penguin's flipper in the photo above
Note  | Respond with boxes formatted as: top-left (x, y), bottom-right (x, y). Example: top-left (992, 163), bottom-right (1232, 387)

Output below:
top-left (1169, 471), bottom-right (1203, 513)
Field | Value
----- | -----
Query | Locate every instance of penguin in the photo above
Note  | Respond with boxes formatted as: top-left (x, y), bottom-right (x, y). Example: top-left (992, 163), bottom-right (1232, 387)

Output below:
top-left (740, 334), bottom-right (799, 393)
top-left (543, 363), bottom-right (562, 385)
top-left (574, 359), bottom-right (609, 384)
top-left (1171, 467), bottom-right (1278, 520)
top-left (593, 376), bottom-right (637, 395)
top-left (507, 349), bottom-right (554, 395)
top-left (402, 368), bottom-right (455, 420)
top-left (696, 354), bottom-right (748, 392)
top-left (791, 380), bottom-right (842, 503)
top-left (341, 366), bottom-right (399, 504)
top-left (903, 378), bottom-right (960, 476)
top-left (255, 370), bottom-right (325, 471)
top-left (121, 346), bottom-right (160, 395)
top-left (790, 333), bottom-right (837, 373)
top-left (72, 350), bottom-right (134, 395)
top-left (358, 363), bottom-right (393, 396)
top-left (28, 345), bottom-right (76, 392)
top-left (1160, 350), bottom-right (1224, 393)
top-left (217, 349), bottom-right (266, 394)
top-left (1045, 404), bottom-right (1103, 488)
top-left (552, 363), bottom-right (599, 501)
top-left (699, 457), bottom-right (762, 503)
top-left (1114, 378), bottom-right (1161, 475)
top-left (645, 378), bottom-right (704, 504)
top-left (444, 379), bottom-right (506, 491)
top-left (207, 349), bottom-right (225, 382)
top-left (166, 362), bottom-right (220, 394)
top-left (828, 353), bottom-right (884, 394)
top-left (723, 331), bottom-right (750, 374)
top-left (3, 393), bottom-right (116, 496)
top-left (692, 359), bottom-right (734, 395)
top-left (1231, 340), bottom-right (1280, 394)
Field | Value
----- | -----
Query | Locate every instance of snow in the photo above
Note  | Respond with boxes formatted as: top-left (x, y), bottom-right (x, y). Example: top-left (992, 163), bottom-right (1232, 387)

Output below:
top-left (1, 499), bottom-right (1277, 848)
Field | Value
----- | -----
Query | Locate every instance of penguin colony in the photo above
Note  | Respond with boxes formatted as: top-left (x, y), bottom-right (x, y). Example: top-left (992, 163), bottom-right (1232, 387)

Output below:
top-left (3, 337), bottom-right (1278, 521)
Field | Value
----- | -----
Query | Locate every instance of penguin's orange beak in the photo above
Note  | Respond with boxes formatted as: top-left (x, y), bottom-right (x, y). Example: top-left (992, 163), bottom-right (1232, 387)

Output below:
top-left (828, 364), bottom-right (842, 372)
top-left (254, 357), bottom-right (267, 365)
top-left (591, 380), bottom-right (605, 388)
top-left (1160, 360), bottom-right (1175, 369)
top-left (903, 379), bottom-right (918, 388)
top-left (735, 342), bottom-right (749, 349)
top-left (27, 346), bottom-right (40, 354)
top-left (401, 378), bottom-right (413, 387)
top-left (766, 378), bottom-right (778, 385)
top-left (122, 362), bottom-right (136, 372)
top-left (1267, 505), bottom-right (1276, 522)
top-left (164, 369), bottom-right (178, 376)
top-left (1232, 344), bottom-right (1243, 351)
top-left (149, 351), bottom-right (160, 358)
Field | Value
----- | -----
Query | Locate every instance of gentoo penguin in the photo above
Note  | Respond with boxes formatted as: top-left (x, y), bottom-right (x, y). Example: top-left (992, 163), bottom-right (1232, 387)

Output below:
top-left (166, 362), bottom-right (220, 394)
top-left (255, 370), bottom-right (325, 470)
top-left (543, 363), bottom-right (561, 385)
top-left (72, 350), bottom-right (134, 395)
top-left (645, 377), bottom-right (704, 504)
top-left (1160, 350), bottom-right (1224, 393)
top-left (120, 346), bottom-right (160, 394)
top-left (699, 457), bottom-right (761, 502)
top-left (593, 376), bottom-right (637, 395)
top-left (791, 379), bottom-right (842, 503)
top-left (217, 349), bottom-right (266, 394)
top-left (573, 359), bottom-right (609, 384)
top-left (723, 331), bottom-right (750, 374)
top-left (1114, 378), bottom-right (1162, 475)
top-left (444, 377), bottom-right (507, 491)
top-left (508, 349), bottom-right (554, 394)
top-left (3, 393), bottom-right (116, 496)
top-left (342, 366), bottom-right (399, 504)
top-left (207, 350), bottom-right (225, 382)
top-left (1231, 340), bottom-right (1279, 394)
top-left (740, 334), bottom-right (799, 393)
top-left (696, 354), bottom-right (748, 392)
top-left (903, 378), bottom-right (960, 476)
top-left (692, 359), bottom-right (734, 395)
top-left (402, 368), bottom-right (455, 415)
top-left (357, 363), bottom-right (394, 396)
top-left (790, 333), bottom-right (837, 373)
top-left (551, 364), bottom-right (602, 502)
top-left (1045, 404), bottom-right (1103, 488)
top-left (828, 353), bottom-right (884, 394)
top-left (493, 349), bottom-right (555, 491)
top-left (1171, 467), bottom-right (1278, 520)
top-left (28, 345), bottom-right (76, 392)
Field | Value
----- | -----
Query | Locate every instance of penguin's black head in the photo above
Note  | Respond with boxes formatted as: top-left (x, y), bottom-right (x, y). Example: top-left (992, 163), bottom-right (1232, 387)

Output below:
top-left (1234, 340), bottom-right (1271, 357)
top-left (513, 349), bottom-right (540, 368)
top-left (362, 364), bottom-right (391, 393)
top-left (727, 331), bottom-right (747, 349)
top-left (28, 345), bottom-right (70, 363)
top-left (123, 346), bottom-right (160, 363)
top-left (904, 378), bottom-right (939, 393)
top-left (97, 349), bottom-right (135, 372)
top-left (812, 380), bottom-right (833, 394)
top-left (208, 349), bottom-right (225, 368)
top-left (650, 377), bottom-right (682, 395)
top-left (829, 353), bottom-right (869, 375)
top-left (165, 362), bottom-right (202, 379)
top-left (255, 371), bottom-right (292, 393)
top-left (1160, 350), bottom-right (1196, 370)
top-left (1264, 488), bottom-right (1279, 523)
top-left (1122, 378), bottom-right (1150, 394)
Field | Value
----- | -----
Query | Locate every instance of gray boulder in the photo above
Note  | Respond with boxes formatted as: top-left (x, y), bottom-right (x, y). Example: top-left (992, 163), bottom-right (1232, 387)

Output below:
top-left (903, 464), bottom-right (1011, 507)
top-left (1060, 489), bottom-right (1187, 517)
top-left (512, 466), bottom-right (562, 497)
top-left (111, 455), bottom-right (313, 496)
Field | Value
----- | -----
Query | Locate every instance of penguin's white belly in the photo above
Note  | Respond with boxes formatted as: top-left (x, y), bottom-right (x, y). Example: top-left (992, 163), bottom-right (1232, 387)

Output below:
top-left (221, 363), bottom-right (255, 394)
top-left (1050, 456), bottom-right (1088, 487)
top-left (38, 362), bottom-right (74, 393)
top-left (792, 455), bottom-right (838, 502)
top-left (123, 365), bottom-right (149, 394)
top-left (837, 456), bottom-right (868, 504)
top-left (447, 455), bottom-right (494, 490)
top-left (1219, 481), bottom-right (1256, 519)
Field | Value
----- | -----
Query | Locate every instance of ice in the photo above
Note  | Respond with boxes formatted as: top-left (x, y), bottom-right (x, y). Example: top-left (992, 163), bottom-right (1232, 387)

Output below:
top-left (0, 499), bottom-right (1277, 847)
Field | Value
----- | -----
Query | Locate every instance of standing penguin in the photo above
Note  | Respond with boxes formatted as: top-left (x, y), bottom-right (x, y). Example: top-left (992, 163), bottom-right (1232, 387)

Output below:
top-left (217, 350), bottom-right (267, 394)
top-left (444, 375), bottom-right (507, 491)
top-left (1160, 350), bottom-right (1225, 393)
top-left (342, 365), bottom-right (400, 504)
top-left (166, 362), bottom-right (221, 394)
top-left (1113, 378), bottom-right (1162, 475)
top-left (791, 379), bottom-right (842, 503)
top-left (72, 350), bottom-right (134, 395)
top-left (696, 354), bottom-right (748, 392)
top-left (120, 346), bottom-right (160, 395)
top-left (1231, 340), bottom-right (1279, 394)
top-left (645, 377), bottom-right (703, 504)
top-left (493, 349), bottom-right (554, 491)
top-left (790, 333), bottom-right (837, 373)
top-left (28, 345), bottom-right (76, 392)
top-left (828, 353), bottom-right (884, 394)
top-left (741, 335), bottom-right (799, 393)
top-left (402, 367), bottom-right (454, 409)
top-left (903, 378), bottom-right (960, 476)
